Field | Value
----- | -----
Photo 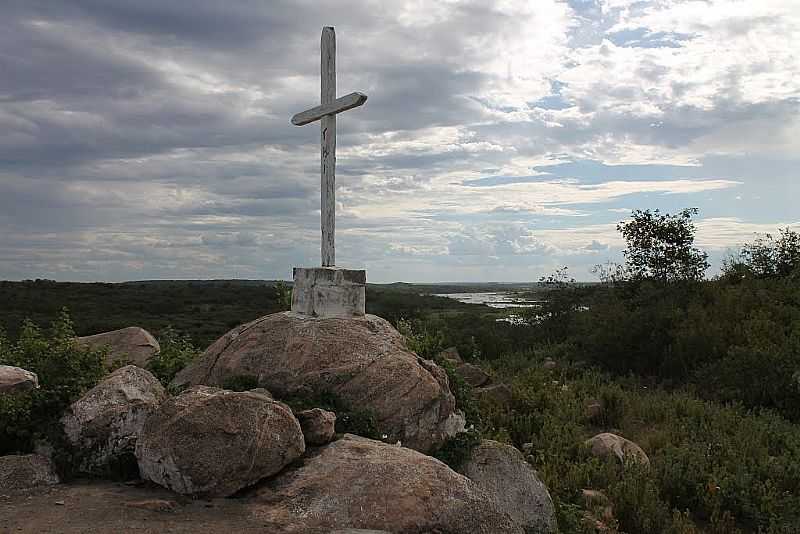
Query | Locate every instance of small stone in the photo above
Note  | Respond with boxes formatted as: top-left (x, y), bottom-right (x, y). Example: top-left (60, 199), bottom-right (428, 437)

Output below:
top-left (585, 400), bottom-right (603, 420)
top-left (437, 347), bottom-right (463, 365)
top-left (456, 363), bottom-right (491, 387)
top-left (296, 408), bottom-right (336, 446)
top-left (585, 433), bottom-right (650, 468)
top-left (543, 359), bottom-right (557, 370)
top-left (125, 499), bottom-right (177, 512)
top-left (474, 383), bottom-right (513, 405)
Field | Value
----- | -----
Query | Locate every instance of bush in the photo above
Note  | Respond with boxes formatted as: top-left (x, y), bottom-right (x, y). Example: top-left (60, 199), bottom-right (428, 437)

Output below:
top-left (0, 309), bottom-right (106, 456)
top-left (146, 326), bottom-right (199, 389)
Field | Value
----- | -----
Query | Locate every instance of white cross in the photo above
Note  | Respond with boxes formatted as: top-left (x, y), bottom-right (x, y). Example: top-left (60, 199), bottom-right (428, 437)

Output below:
top-left (291, 26), bottom-right (367, 268)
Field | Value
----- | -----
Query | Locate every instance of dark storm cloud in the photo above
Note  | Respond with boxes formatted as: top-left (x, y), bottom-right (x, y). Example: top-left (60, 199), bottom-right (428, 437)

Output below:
top-left (1, 0), bottom-right (797, 282)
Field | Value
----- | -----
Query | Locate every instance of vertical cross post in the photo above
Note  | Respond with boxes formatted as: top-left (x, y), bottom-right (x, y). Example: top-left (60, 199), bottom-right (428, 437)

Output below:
top-left (321, 27), bottom-right (336, 267)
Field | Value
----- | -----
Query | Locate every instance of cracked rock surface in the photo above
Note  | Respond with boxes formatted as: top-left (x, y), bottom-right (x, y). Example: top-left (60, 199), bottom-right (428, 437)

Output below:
top-left (173, 312), bottom-right (464, 452)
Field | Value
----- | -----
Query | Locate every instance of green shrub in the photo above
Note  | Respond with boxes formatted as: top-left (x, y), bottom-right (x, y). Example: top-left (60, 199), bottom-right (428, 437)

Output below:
top-left (432, 427), bottom-right (482, 471)
top-left (146, 326), bottom-right (199, 388)
top-left (0, 309), bottom-right (106, 456)
top-left (221, 374), bottom-right (261, 391)
top-left (282, 390), bottom-right (381, 440)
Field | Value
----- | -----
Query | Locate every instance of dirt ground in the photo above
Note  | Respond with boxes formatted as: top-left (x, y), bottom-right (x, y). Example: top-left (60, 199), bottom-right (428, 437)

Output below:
top-left (0, 480), bottom-right (286, 533)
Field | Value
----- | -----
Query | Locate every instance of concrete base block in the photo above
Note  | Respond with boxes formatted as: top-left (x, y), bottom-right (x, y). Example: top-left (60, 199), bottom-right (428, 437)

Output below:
top-left (291, 267), bottom-right (366, 318)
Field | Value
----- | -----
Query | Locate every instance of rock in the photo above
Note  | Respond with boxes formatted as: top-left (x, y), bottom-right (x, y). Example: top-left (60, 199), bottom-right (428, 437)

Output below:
top-left (76, 327), bottom-right (160, 368)
top-left (135, 386), bottom-right (304, 497)
top-left (585, 433), bottom-right (650, 468)
top-left (582, 488), bottom-right (610, 508)
top-left (0, 454), bottom-right (59, 491)
top-left (253, 434), bottom-right (522, 533)
top-left (456, 362), bottom-right (491, 387)
top-left (438, 346), bottom-right (463, 365)
top-left (248, 387), bottom-right (273, 399)
top-left (0, 365), bottom-right (38, 394)
top-left (460, 440), bottom-right (557, 534)
top-left (543, 358), bottom-right (557, 370)
top-left (331, 531), bottom-right (391, 534)
top-left (125, 499), bottom-right (177, 512)
top-left (296, 408), bottom-right (336, 446)
top-left (61, 365), bottom-right (166, 474)
top-left (173, 312), bottom-right (464, 453)
top-left (585, 399), bottom-right (603, 420)
top-left (475, 383), bottom-right (513, 405)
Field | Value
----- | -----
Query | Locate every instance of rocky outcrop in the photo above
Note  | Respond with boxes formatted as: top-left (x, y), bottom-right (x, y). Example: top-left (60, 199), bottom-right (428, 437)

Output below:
top-left (76, 327), bottom-right (160, 368)
top-left (296, 408), bottom-right (336, 446)
top-left (460, 440), bottom-right (557, 534)
top-left (438, 346), bottom-right (463, 365)
top-left (61, 365), bottom-right (166, 474)
top-left (0, 454), bottom-right (59, 491)
top-left (252, 434), bottom-right (522, 533)
top-left (585, 433), bottom-right (650, 468)
top-left (135, 386), bottom-right (304, 497)
top-left (0, 365), bottom-right (38, 394)
top-left (173, 312), bottom-right (464, 452)
top-left (456, 362), bottom-right (491, 387)
top-left (475, 383), bottom-right (513, 405)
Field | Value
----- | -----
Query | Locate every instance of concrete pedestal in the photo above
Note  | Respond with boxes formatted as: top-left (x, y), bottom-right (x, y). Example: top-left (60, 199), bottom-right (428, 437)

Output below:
top-left (291, 267), bottom-right (366, 318)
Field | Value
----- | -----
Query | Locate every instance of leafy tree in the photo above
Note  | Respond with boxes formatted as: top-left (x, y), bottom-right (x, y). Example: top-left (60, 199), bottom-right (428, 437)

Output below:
top-left (723, 227), bottom-right (800, 280)
top-left (618, 208), bottom-right (709, 283)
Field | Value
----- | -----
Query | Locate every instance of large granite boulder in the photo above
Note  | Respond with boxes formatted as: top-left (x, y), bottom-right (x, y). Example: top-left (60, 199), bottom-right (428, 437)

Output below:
top-left (173, 312), bottom-right (464, 452)
top-left (585, 433), bottom-right (650, 468)
top-left (0, 454), bottom-right (59, 491)
top-left (135, 386), bottom-right (304, 497)
top-left (252, 434), bottom-right (522, 533)
top-left (0, 365), bottom-right (38, 394)
top-left (460, 440), bottom-right (557, 533)
top-left (61, 365), bottom-right (166, 474)
top-left (76, 327), bottom-right (160, 368)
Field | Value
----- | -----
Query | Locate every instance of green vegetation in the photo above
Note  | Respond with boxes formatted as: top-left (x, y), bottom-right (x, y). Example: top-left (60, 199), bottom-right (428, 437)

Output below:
top-left (0, 309), bottom-right (106, 457)
top-left (0, 209), bottom-right (797, 532)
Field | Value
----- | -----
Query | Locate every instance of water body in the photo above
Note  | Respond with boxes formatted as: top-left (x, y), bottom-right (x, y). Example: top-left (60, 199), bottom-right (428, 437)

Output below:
top-left (433, 292), bottom-right (543, 309)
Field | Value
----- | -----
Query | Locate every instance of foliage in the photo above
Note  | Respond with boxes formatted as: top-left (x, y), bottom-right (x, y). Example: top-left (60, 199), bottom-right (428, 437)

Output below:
top-left (0, 309), bottom-right (106, 456)
top-left (398, 318), bottom-right (481, 427)
top-left (479, 358), bottom-right (800, 533)
top-left (221, 374), bottom-right (261, 391)
top-left (282, 390), bottom-right (381, 441)
top-left (432, 427), bottom-right (482, 471)
top-left (274, 281), bottom-right (292, 311)
top-left (145, 326), bottom-right (200, 389)
top-left (722, 227), bottom-right (800, 281)
top-left (618, 208), bottom-right (709, 283)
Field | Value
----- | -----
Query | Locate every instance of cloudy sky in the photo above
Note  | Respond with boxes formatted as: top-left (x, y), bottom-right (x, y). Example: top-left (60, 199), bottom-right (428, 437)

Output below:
top-left (1, 0), bottom-right (798, 283)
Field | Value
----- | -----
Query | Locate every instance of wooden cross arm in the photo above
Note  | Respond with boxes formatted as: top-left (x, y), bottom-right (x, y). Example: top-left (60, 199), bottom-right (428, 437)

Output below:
top-left (291, 92), bottom-right (368, 126)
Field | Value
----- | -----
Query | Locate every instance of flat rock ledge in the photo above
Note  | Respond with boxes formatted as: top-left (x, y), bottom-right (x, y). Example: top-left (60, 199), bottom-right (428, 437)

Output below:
top-left (135, 386), bottom-right (305, 498)
top-left (252, 434), bottom-right (522, 534)
top-left (0, 365), bottom-right (39, 395)
top-left (173, 312), bottom-right (464, 453)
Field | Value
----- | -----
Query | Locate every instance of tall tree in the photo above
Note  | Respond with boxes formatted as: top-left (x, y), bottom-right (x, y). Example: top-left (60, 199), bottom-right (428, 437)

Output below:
top-left (618, 208), bottom-right (709, 283)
